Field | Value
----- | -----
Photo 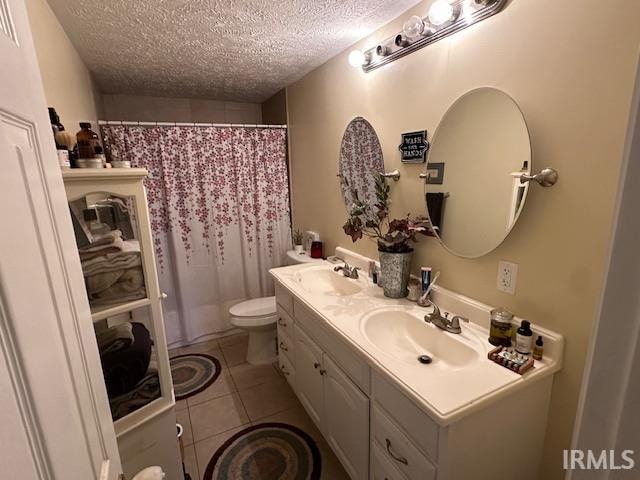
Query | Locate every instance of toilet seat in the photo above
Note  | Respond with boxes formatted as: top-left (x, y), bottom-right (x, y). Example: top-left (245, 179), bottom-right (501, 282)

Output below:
top-left (229, 296), bottom-right (278, 328)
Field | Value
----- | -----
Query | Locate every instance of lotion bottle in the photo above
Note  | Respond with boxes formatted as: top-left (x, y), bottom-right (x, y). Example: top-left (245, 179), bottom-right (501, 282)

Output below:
top-left (515, 320), bottom-right (533, 354)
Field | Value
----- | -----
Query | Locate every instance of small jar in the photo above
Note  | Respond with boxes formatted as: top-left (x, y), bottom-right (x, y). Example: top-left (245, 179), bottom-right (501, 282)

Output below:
top-left (489, 307), bottom-right (514, 347)
top-left (310, 241), bottom-right (323, 259)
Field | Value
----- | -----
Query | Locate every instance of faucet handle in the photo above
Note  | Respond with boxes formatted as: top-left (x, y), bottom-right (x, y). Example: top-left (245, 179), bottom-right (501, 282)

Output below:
top-left (450, 315), bottom-right (469, 330)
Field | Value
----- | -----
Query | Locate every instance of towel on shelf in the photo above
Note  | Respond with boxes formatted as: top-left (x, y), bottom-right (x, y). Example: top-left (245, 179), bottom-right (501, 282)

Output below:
top-left (79, 231), bottom-right (125, 261)
top-left (81, 248), bottom-right (141, 277)
top-left (109, 371), bottom-right (160, 421)
top-left (87, 267), bottom-right (146, 307)
top-left (96, 322), bottom-right (135, 355)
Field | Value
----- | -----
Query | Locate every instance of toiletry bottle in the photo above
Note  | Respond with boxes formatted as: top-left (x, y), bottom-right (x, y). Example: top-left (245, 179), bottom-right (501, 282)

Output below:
top-left (76, 122), bottom-right (99, 159)
top-left (489, 308), bottom-right (514, 347)
top-left (533, 336), bottom-right (544, 360)
top-left (515, 320), bottom-right (533, 354)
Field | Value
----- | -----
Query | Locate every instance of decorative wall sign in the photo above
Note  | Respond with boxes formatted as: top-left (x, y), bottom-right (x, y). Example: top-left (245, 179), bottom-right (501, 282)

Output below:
top-left (426, 162), bottom-right (445, 185)
top-left (399, 130), bottom-right (430, 163)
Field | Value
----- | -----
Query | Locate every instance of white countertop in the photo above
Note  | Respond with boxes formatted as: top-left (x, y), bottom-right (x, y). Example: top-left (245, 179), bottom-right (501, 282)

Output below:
top-left (270, 255), bottom-right (563, 425)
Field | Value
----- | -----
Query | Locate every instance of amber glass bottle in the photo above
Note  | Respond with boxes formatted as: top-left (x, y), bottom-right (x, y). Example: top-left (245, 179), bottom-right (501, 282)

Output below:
top-left (76, 122), bottom-right (99, 159)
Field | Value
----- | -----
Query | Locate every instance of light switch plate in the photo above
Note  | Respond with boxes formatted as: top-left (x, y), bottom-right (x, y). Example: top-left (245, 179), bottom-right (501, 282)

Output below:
top-left (497, 261), bottom-right (518, 294)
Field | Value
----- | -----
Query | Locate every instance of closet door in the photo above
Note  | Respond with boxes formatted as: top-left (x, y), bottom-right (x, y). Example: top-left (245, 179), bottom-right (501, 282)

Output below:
top-left (323, 355), bottom-right (370, 480)
top-left (294, 325), bottom-right (324, 428)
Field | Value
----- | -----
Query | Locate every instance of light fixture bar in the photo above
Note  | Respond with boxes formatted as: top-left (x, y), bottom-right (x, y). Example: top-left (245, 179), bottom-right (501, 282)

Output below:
top-left (361, 0), bottom-right (507, 73)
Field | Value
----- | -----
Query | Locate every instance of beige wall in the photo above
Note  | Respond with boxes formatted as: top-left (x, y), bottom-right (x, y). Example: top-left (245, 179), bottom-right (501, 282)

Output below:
top-left (26, 0), bottom-right (101, 131)
top-left (261, 89), bottom-right (288, 125)
top-left (287, 0), bottom-right (640, 478)
top-left (101, 94), bottom-right (262, 124)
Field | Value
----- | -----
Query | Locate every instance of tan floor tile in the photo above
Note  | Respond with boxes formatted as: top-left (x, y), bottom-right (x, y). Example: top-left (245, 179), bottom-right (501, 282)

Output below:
top-left (175, 398), bottom-right (188, 412)
top-left (189, 393), bottom-right (249, 442)
top-left (238, 379), bottom-right (298, 421)
top-left (186, 370), bottom-right (236, 407)
top-left (194, 425), bottom-right (247, 477)
top-left (178, 341), bottom-right (224, 360)
top-left (220, 342), bottom-right (248, 367)
top-left (229, 362), bottom-right (281, 390)
top-left (176, 409), bottom-right (193, 446)
top-left (182, 444), bottom-right (198, 480)
top-left (218, 332), bottom-right (248, 347)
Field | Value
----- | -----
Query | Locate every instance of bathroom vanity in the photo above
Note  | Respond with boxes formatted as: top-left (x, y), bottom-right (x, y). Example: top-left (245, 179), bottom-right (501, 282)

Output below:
top-left (271, 248), bottom-right (563, 480)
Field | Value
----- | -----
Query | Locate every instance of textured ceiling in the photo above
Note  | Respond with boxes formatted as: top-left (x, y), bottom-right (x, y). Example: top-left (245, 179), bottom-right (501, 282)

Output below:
top-left (47, 0), bottom-right (421, 102)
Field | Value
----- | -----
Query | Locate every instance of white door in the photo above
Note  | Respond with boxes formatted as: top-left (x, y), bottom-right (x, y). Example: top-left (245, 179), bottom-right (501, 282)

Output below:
top-left (323, 355), bottom-right (370, 480)
top-left (0, 0), bottom-right (122, 479)
top-left (294, 325), bottom-right (324, 428)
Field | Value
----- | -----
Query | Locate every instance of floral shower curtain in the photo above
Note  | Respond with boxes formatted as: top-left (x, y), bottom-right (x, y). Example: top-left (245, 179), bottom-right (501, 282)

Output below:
top-left (102, 125), bottom-right (291, 347)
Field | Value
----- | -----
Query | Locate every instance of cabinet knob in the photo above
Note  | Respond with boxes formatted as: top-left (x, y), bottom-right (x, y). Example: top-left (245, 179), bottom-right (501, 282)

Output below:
top-left (278, 318), bottom-right (287, 327)
top-left (160, 292), bottom-right (168, 300)
top-left (386, 438), bottom-right (409, 465)
top-left (279, 341), bottom-right (288, 352)
top-left (280, 364), bottom-right (290, 376)
top-left (319, 369), bottom-right (327, 376)
top-left (313, 362), bottom-right (320, 369)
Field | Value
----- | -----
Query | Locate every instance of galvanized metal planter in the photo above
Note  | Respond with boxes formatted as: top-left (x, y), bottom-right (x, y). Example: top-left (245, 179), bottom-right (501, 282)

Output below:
top-left (378, 250), bottom-right (413, 298)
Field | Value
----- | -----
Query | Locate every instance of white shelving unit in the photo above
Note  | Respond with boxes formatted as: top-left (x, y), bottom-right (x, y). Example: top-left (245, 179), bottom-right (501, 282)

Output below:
top-left (63, 168), bottom-right (182, 480)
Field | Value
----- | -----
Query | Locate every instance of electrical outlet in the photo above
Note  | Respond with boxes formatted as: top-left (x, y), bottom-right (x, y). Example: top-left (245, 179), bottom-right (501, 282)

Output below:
top-left (497, 260), bottom-right (518, 294)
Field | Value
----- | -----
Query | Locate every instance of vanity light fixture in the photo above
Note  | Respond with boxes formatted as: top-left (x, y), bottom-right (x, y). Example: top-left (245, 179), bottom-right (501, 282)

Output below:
top-left (348, 50), bottom-right (366, 67)
top-left (428, 0), bottom-right (458, 27)
top-left (357, 0), bottom-right (507, 72)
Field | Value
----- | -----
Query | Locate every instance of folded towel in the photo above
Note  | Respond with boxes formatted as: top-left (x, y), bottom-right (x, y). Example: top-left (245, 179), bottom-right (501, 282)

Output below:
top-left (82, 250), bottom-right (141, 277)
top-left (109, 372), bottom-right (160, 421)
top-left (96, 322), bottom-right (134, 355)
top-left (79, 230), bottom-right (122, 250)
top-left (88, 268), bottom-right (146, 306)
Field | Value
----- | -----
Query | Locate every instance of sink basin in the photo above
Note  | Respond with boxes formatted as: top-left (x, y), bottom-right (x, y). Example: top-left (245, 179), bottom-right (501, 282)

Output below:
top-left (295, 268), bottom-right (363, 297)
top-left (361, 308), bottom-right (481, 368)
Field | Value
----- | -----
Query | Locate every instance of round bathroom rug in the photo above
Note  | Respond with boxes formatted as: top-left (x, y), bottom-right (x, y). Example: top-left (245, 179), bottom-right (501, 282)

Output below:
top-left (170, 353), bottom-right (221, 400)
top-left (203, 422), bottom-right (321, 480)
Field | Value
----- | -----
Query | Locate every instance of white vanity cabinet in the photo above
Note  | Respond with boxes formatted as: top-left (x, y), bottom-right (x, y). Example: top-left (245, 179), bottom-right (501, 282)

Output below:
top-left (276, 288), bottom-right (370, 480)
top-left (273, 271), bottom-right (558, 480)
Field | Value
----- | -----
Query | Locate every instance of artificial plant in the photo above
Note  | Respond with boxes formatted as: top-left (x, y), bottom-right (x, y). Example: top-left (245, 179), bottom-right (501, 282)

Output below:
top-left (342, 172), bottom-right (431, 253)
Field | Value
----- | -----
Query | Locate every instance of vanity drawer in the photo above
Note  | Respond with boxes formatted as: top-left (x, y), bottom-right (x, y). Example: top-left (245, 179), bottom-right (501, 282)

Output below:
top-left (278, 327), bottom-right (295, 364)
top-left (371, 443), bottom-right (408, 480)
top-left (293, 299), bottom-right (370, 394)
top-left (278, 350), bottom-right (296, 390)
top-left (371, 405), bottom-right (436, 480)
top-left (372, 372), bottom-right (439, 463)
top-left (275, 282), bottom-right (294, 317)
top-left (276, 306), bottom-right (295, 341)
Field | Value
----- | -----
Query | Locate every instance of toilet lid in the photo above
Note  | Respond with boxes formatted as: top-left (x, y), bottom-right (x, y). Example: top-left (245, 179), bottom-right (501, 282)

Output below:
top-left (286, 250), bottom-right (323, 264)
top-left (230, 296), bottom-right (277, 318)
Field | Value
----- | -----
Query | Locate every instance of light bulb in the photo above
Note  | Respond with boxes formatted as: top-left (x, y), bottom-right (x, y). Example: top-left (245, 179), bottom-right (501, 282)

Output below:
top-left (428, 0), bottom-right (456, 26)
top-left (403, 15), bottom-right (426, 39)
top-left (348, 50), bottom-right (365, 68)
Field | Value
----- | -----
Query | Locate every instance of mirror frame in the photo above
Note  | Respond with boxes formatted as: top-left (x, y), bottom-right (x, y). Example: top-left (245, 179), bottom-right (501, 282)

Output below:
top-left (424, 87), bottom-right (532, 258)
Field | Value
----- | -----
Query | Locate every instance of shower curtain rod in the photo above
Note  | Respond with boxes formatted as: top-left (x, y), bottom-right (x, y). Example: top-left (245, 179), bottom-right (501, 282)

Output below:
top-left (98, 120), bottom-right (287, 129)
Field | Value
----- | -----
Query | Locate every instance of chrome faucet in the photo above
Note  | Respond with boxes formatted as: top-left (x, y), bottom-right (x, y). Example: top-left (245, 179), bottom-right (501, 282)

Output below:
top-left (334, 262), bottom-right (360, 279)
top-left (424, 304), bottom-right (469, 334)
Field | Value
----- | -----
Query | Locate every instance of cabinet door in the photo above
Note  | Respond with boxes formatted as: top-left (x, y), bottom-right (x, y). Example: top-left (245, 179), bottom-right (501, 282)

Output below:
top-left (294, 325), bottom-right (324, 428)
top-left (323, 355), bottom-right (370, 480)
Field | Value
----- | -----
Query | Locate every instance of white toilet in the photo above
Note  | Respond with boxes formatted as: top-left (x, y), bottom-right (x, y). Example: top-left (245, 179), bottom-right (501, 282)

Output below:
top-left (229, 250), bottom-right (321, 365)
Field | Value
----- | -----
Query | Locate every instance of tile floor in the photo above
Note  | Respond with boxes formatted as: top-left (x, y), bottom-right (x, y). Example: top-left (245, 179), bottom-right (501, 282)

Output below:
top-left (170, 333), bottom-right (349, 480)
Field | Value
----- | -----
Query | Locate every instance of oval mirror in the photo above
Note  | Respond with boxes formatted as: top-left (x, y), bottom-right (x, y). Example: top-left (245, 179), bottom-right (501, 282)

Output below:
top-left (425, 88), bottom-right (531, 258)
top-left (339, 117), bottom-right (384, 210)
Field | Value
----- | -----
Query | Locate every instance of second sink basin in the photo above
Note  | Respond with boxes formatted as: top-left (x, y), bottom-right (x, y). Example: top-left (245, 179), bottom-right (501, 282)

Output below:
top-left (361, 307), bottom-right (482, 368)
top-left (295, 267), bottom-right (363, 297)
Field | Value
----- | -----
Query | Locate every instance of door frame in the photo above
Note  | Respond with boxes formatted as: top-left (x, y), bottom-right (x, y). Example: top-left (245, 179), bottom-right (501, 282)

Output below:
top-left (570, 53), bottom-right (640, 478)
